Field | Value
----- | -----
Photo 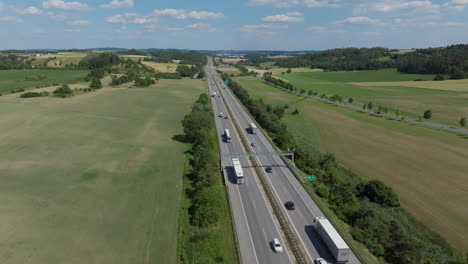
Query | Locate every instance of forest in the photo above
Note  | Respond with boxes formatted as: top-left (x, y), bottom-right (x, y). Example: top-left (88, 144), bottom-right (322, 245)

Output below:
top-left (273, 45), bottom-right (468, 78)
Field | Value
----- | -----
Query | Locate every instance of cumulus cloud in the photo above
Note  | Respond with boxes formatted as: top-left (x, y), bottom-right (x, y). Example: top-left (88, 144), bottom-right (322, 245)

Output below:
top-left (0, 2), bottom-right (4, 11)
top-left (152, 9), bottom-right (224, 20)
top-left (106, 13), bottom-right (158, 24)
top-left (334, 16), bottom-right (384, 25)
top-left (15, 6), bottom-right (43, 15)
top-left (247, 0), bottom-right (336, 8)
top-left (262, 12), bottom-right (304, 22)
top-left (237, 23), bottom-right (288, 35)
top-left (100, 0), bottom-right (134, 9)
top-left (186, 23), bottom-right (221, 32)
top-left (46, 11), bottom-right (69, 20)
top-left (0, 16), bottom-right (24, 23)
top-left (67, 20), bottom-right (89, 25)
top-left (42, 0), bottom-right (91, 11)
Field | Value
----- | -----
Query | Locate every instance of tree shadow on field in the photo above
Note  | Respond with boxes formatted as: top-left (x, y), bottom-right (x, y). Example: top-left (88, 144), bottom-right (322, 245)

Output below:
top-left (457, 134), bottom-right (468, 139)
top-left (369, 113), bottom-right (383, 118)
top-left (172, 134), bottom-right (190, 143)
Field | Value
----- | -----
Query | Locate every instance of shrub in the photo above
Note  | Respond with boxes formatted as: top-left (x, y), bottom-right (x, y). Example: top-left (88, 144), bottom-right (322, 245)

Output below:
top-left (53, 84), bottom-right (73, 97)
top-left (433, 74), bottom-right (445, 81)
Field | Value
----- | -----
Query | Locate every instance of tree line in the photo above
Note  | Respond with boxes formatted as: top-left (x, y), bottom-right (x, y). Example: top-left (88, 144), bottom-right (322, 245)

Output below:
top-left (221, 75), bottom-right (464, 264)
top-left (143, 50), bottom-right (207, 66)
top-left (275, 47), bottom-right (395, 71)
top-left (396, 44), bottom-right (468, 78)
top-left (178, 93), bottom-right (236, 263)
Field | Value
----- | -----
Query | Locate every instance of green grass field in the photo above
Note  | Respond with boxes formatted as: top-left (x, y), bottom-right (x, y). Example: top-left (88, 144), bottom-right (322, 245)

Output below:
top-left (0, 69), bottom-right (88, 94)
top-left (234, 76), bottom-right (468, 251)
top-left (0, 78), bottom-right (204, 264)
top-left (278, 69), bottom-right (468, 126)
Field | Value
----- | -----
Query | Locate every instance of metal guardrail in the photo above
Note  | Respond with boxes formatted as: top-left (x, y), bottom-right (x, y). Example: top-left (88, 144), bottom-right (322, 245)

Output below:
top-left (211, 69), bottom-right (310, 264)
top-left (221, 151), bottom-right (295, 159)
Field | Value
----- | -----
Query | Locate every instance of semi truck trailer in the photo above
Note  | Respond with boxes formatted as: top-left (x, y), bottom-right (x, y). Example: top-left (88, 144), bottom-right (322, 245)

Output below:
top-left (232, 158), bottom-right (244, 184)
top-left (249, 123), bottom-right (257, 135)
top-left (313, 216), bottom-right (350, 263)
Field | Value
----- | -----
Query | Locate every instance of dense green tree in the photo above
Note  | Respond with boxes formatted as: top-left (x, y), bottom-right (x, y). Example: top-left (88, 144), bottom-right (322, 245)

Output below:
top-left (423, 109), bottom-right (432, 119)
top-left (53, 84), bottom-right (73, 97)
top-left (89, 78), bottom-right (102, 89)
top-left (433, 74), bottom-right (445, 81)
top-left (459, 117), bottom-right (466, 127)
top-left (357, 180), bottom-right (400, 207)
top-left (348, 97), bottom-right (353, 104)
top-left (367, 101), bottom-right (374, 110)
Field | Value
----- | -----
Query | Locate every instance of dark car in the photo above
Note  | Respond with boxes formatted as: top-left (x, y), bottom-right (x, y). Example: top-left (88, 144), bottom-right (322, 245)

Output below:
top-left (265, 167), bottom-right (273, 173)
top-left (251, 142), bottom-right (256, 147)
top-left (285, 201), bottom-right (295, 210)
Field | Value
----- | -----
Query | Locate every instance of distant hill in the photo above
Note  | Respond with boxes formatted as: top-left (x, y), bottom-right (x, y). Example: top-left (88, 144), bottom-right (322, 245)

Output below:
top-left (274, 45), bottom-right (468, 78)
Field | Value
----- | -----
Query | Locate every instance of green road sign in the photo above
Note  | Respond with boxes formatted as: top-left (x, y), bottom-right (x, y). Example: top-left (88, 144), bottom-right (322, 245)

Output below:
top-left (307, 175), bottom-right (316, 181)
top-left (225, 79), bottom-right (230, 84)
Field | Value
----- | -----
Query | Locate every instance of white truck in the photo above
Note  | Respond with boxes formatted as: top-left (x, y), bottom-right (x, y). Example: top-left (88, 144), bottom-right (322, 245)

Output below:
top-left (313, 216), bottom-right (350, 263)
top-left (224, 129), bottom-right (232, 143)
top-left (211, 92), bottom-right (217, 97)
top-left (249, 123), bottom-right (257, 135)
top-left (232, 158), bottom-right (244, 184)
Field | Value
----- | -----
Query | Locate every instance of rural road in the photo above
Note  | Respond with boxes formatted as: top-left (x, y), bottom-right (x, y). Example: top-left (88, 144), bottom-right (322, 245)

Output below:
top-left (207, 61), bottom-right (294, 264)
top-left (209, 59), bottom-right (362, 264)
top-left (261, 79), bottom-right (468, 136)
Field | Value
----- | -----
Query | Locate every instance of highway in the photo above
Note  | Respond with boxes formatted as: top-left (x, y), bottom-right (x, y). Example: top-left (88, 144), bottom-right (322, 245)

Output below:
top-left (206, 60), bottom-right (293, 264)
top-left (207, 58), bottom-right (361, 264)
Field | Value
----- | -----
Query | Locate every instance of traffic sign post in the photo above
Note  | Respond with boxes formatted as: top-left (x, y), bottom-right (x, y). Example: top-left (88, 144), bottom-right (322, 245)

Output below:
top-left (225, 79), bottom-right (230, 84)
top-left (307, 175), bottom-right (316, 181)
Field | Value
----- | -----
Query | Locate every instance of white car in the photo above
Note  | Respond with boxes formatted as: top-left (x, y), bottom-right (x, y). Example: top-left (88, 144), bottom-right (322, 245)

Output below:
top-left (218, 112), bottom-right (224, 117)
top-left (315, 258), bottom-right (327, 264)
top-left (272, 238), bottom-right (283, 253)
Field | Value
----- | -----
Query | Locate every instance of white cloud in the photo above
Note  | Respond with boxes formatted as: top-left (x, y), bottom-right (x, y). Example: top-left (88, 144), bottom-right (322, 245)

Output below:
top-left (67, 20), bottom-right (89, 25)
top-left (42, 0), bottom-right (91, 11)
top-left (152, 9), bottom-right (224, 20)
top-left (0, 16), bottom-right (24, 23)
top-left (0, 2), bottom-right (4, 11)
top-left (247, 0), bottom-right (336, 8)
top-left (46, 11), bottom-right (69, 20)
top-left (100, 0), bottom-right (134, 9)
top-left (444, 0), bottom-right (468, 11)
top-left (334, 16), bottom-right (384, 25)
top-left (64, 28), bottom-right (82, 32)
top-left (15, 6), bottom-right (43, 15)
top-left (106, 13), bottom-right (158, 24)
top-left (262, 12), bottom-right (304, 22)
top-left (186, 23), bottom-right (221, 32)
top-left (237, 23), bottom-right (288, 35)
top-left (306, 25), bottom-right (346, 33)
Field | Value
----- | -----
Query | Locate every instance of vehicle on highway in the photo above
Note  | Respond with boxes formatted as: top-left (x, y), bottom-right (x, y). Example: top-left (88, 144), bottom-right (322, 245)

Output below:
top-left (224, 129), bottom-right (232, 143)
top-left (249, 122), bottom-right (257, 134)
top-left (272, 238), bottom-right (283, 253)
top-left (251, 142), bottom-right (256, 147)
top-left (285, 201), bottom-right (295, 210)
top-left (315, 258), bottom-right (327, 264)
top-left (313, 216), bottom-right (350, 263)
top-left (265, 166), bottom-right (273, 173)
top-left (218, 112), bottom-right (224, 117)
top-left (232, 158), bottom-right (244, 184)
top-left (224, 116), bottom-right (228, 119)
top-left (211, 92), bottom-right (217, 97)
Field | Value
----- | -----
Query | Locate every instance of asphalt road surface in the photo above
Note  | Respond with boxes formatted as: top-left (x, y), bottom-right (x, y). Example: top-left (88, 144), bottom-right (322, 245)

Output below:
top-left (208, 59), bottom-right (361, 264)
top-left (206, 61), bottom-right (294, 264)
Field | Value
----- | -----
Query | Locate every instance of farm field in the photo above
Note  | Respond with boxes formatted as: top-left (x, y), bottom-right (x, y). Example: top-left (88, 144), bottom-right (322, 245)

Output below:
top-left (0, 69), bottom-right (88, 94)
top-left (0, 78), bottom-right (204, 264)
top-left (234, 76), bottom-right (468, 251)
top-left (141, 61), bottom-right (181, 73)
top-left (278, 69), bottom-right (468, 126)
top-left (32, 52), bottom-right (91, 67)
top-left (351, 78), bottom-right (468, 92)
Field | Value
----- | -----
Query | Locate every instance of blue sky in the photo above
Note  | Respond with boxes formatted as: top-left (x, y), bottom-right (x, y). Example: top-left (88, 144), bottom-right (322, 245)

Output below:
top-left (0, 0), bottom-right (467, 50)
